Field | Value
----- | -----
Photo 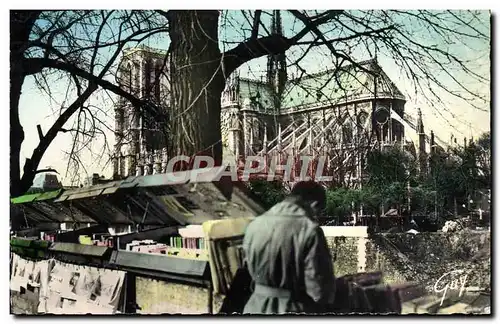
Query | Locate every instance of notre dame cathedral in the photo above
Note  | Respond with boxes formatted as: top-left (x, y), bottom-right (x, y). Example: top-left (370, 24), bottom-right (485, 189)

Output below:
top-left (112, 11), bottom-right (434, 185)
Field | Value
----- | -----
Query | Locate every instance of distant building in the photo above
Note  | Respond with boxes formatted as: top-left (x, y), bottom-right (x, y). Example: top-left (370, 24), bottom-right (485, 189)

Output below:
top-left (84, 173), bottom-right (113, 187)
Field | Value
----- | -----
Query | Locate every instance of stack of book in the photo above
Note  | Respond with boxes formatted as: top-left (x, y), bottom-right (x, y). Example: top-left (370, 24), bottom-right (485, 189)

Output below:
top-left (168, 225), bottom-right (207, 250)
top-left (120, 225), bottom-right (209, 259)
top-left (95, 239), bottom-right (114, 248)
top-left (130, 243), bottom-right (167, 253)
top-left (79, 235), bottom-right (114, 247)
top-left (42, 233), bottom-right (56, 242)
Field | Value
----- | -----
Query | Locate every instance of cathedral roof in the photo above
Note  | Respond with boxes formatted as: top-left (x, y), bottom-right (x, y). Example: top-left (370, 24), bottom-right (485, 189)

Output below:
top-left (235, 59), bottom-right (405, 113)
top-left (237, 78), bottom-right (275, 111)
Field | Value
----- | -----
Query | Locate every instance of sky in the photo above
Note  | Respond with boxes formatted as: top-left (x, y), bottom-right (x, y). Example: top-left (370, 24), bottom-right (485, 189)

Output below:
top-left (17, 10), bottom-right (491, 186)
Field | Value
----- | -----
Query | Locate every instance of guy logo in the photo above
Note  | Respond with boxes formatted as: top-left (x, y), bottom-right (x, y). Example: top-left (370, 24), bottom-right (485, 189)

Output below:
top-left (433, 269), bottom-right (468, 306)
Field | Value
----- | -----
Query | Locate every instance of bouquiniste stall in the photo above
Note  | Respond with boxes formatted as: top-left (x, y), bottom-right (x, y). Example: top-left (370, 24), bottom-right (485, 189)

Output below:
top-left (10, 169), bottom-right (264, 314)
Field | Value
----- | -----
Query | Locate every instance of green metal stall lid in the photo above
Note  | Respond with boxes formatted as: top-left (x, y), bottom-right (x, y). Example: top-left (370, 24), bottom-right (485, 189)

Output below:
top-left (109, 250), bottom-right (209, 278)
top-left (10, 238), bottom-right (51, 249)
top-left (35, 189), bottom-right (62, 201)
top-left (49, 242), bottom-right (110, 257)
top-left (10, 193), bottom-right (41, 204)
top-left (10, 237), bottom-right (33, 247)
top-left (54, 181), bottom-right (121, 202)
top-left (10, 189), bottom-right (62, 204)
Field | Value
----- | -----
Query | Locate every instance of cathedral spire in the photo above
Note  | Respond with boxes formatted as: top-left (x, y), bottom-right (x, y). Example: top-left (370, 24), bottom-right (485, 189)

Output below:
top-left (416, 107), bottom-right (427, 176)
top-left (267, 10), bottom-right (287, 110)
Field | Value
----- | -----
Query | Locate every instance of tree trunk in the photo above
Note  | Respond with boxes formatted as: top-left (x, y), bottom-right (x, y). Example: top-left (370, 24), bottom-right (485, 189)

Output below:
top-left (167, 10), bottom-right (225, 166)
top-left (10, 61), bottom-right (26, 198)
top-left (10, 11), bottom-right (41, 197)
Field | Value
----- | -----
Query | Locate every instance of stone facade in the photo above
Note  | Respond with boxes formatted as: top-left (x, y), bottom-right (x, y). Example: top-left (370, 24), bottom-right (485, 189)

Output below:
top-left (110, 11), bottom-right (437, 185)
top-left (112, 46), bottom-right (170, 179)
top-left (219, 59), bottom-right (417, 187)
top-left (10, 229), bottom-right (490, 315)
top-left (112, 46), bottom-right (429, 186)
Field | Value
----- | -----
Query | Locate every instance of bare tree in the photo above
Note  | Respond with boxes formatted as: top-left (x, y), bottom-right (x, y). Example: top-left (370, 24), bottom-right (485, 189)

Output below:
top-left (10, 10), bottom-right (168, 197)
top-left (475, 131), bottom-right (491, 183)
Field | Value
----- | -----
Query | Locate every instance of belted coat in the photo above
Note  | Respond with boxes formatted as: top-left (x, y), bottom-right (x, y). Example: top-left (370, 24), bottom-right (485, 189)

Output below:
top-left (242, 197), bottom-right (336, 314)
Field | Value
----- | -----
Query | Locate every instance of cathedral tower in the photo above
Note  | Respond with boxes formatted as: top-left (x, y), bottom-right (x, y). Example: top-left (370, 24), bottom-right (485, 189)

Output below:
top-left (113, 46), bottom-right (169, 179)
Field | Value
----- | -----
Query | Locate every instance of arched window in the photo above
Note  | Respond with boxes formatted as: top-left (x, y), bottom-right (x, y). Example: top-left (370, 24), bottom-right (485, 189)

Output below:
top-left (253, 119), bottom-right (260, 142)
top-left (133, 62), bottom-right (140, 94)
top-left (145, 59), bottom-right (152, 96)
top-left (357, 111), bottom-right (369, 135)
top-left (126, 62), bottom-right (133, 92)
top-left (357, 111), bottom-right (368, 127)
top-left (392, 119), bottom-right (403, 142)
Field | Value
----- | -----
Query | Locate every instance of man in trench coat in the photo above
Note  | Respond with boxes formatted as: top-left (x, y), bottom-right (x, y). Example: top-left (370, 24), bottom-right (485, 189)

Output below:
top-left (242, 181), bottom-right (336, 314)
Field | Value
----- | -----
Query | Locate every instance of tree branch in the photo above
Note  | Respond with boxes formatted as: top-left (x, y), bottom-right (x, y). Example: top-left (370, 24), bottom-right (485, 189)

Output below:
top-left (296, 25), bottom-right (396, 45)
top-left (289, 10), bottom-right (375, 76)
top-left (223, 34), bottom-right (293, 75)
top-left (289, 10), bottom-right (344, 44)
top-left (19, 84), bottom-right (98, 194)
top-left (222, 10), bottom-right (346, 77)
top-left (36, 124), bottom-right (44, 140)
top-left (251, 10), bottom-right (262, 39)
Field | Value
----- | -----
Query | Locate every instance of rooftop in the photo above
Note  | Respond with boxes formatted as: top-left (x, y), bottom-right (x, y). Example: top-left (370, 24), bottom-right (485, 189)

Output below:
top-left (233, 59), bottom-right (405, 113)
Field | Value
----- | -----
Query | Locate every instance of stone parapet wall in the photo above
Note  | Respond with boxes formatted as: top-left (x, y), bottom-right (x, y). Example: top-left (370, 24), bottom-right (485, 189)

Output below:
top-left (326, 228), bottom-right (490, 291)
top-left (323, 226), bottom-right (368, 277)
top-left (10, 228), bottom-right (490, 315)
top-left (326, 237), bottom-right (359, 277)
top-left (365, 230), bottom-right (491, 290)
